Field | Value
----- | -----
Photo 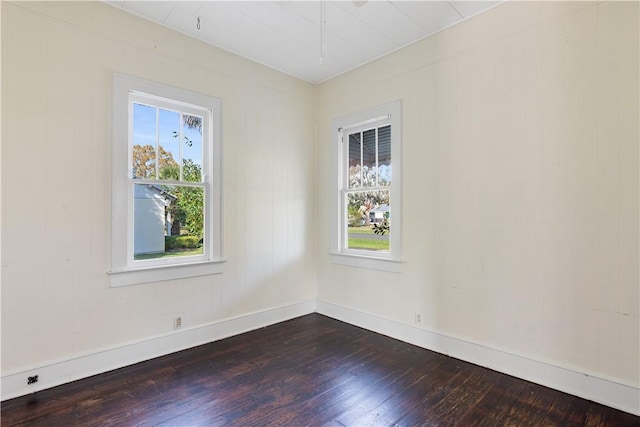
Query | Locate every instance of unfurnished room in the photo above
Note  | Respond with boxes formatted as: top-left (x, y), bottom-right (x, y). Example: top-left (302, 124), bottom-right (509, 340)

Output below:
top-left (1, 0), bottom-right (639, 425)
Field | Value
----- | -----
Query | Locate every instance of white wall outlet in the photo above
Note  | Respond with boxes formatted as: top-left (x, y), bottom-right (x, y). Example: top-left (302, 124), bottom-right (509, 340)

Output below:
top-left (414, 312), bottom-right (422, 325)
top-left (174, 316), bottom-right (182, 329)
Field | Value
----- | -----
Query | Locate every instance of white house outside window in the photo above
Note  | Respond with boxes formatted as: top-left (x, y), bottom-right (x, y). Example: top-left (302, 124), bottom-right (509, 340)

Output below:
top-left (330, 101), bottom-right (402, 271)
top-left (110, 74), bottom-right (223, 286)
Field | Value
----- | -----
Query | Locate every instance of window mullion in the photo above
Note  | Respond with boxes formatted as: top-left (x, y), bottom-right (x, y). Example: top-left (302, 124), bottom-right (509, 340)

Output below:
top-left (155, 107), bottom-right (159, 180)
top-left (375, 127), bottom-right (379, 188)
top-left (179, 113), bottom-right (184, 181)
top-left (134, 178), bottom-right (205, 188)
top-left (342, 190), bottom-right (348, 251)
top-left (359, 131), bottom-right (363, 188)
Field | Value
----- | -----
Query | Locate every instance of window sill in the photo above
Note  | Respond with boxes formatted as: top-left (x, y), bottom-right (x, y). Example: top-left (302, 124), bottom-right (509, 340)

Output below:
top-left (108, 259), bottom-right (226, 287)
top-left (329, 252), bottom-right (403, 273)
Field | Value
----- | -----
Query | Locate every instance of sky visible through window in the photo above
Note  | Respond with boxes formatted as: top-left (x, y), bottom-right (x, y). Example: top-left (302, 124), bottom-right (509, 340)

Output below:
top-left (133, 103), bottom-right (203, 177)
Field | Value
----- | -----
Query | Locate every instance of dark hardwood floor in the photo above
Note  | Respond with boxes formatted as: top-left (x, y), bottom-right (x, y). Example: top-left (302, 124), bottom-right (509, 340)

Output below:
top-left (2, 314), bottom-right (638, 426)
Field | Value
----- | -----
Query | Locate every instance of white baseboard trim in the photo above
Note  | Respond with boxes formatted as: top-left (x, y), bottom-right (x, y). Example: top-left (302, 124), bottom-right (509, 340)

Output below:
top-left (3, 299), bottom-right (638, 417)
top-left (316, 300), bottom-right (640, 416)
top-left (1, 300), bottom-right (316, 401)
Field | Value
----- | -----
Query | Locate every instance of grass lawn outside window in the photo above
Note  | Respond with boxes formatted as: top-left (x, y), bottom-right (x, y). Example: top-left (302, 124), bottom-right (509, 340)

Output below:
top-left (347, 226), bottom-right (389, 251)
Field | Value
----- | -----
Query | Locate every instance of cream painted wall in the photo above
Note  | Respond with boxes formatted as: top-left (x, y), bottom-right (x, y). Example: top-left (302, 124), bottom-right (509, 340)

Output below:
top-left (2, 0), bottom-right (638, 404)
top-left (316, 1), bottom-right (639, 387)
top-left (1, 1), bottom-right (316, 372)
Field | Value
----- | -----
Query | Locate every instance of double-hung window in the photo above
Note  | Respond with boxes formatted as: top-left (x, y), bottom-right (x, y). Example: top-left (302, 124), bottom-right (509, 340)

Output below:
top-left (110, 74), bottom-right (223, 286)
top-left (331, 100), bottom-right (402, 271)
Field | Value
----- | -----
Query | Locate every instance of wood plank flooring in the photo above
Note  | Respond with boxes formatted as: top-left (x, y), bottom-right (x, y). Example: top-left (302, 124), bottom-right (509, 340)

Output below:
top-left (2, 314), bottom-right (638, 426)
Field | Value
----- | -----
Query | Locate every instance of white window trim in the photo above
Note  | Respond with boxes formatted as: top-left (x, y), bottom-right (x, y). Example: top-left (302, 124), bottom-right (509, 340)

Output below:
top-left (330, 100), bottom-right (403, 272)
top-left (109, 73), bottom-right (224, 287)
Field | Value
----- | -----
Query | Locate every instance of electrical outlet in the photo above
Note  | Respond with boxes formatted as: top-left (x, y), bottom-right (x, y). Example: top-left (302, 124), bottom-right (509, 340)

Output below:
top-left (27, 375), bottom-right (38, 385)
top-left (414, 312), bottom-right (422, 325)
top-left (174, 316), bottom-right (182, 329)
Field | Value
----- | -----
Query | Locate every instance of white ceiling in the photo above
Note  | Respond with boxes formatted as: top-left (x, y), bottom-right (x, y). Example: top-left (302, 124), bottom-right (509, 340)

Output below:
top-left (105, 1), bottom-right (501, 84)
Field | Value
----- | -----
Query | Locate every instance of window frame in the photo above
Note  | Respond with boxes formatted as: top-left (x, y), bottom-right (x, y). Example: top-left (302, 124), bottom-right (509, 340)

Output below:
top-left (110, 73), bottom-right (224, 287)
top-left (330, 100), bottom-right (403, 271)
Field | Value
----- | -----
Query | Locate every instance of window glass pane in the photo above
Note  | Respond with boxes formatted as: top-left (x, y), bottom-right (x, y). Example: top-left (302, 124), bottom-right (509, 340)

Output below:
top-left (182, 114), bottom-right (203, 183)
top-left (377, 125), bottom-right (391, 186)
top-left (348, 132), bottom-right (361, 189)
top-left (133, 183), bottom-right (204, 260)
top-left (345, 189), bottom-right (390, 252)
top-left (362, 129), bottom-right (376, 187)
top-left (157, 109), bottom-right (181, 181)
top-left (132, 103), bottom-right (157, 179)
